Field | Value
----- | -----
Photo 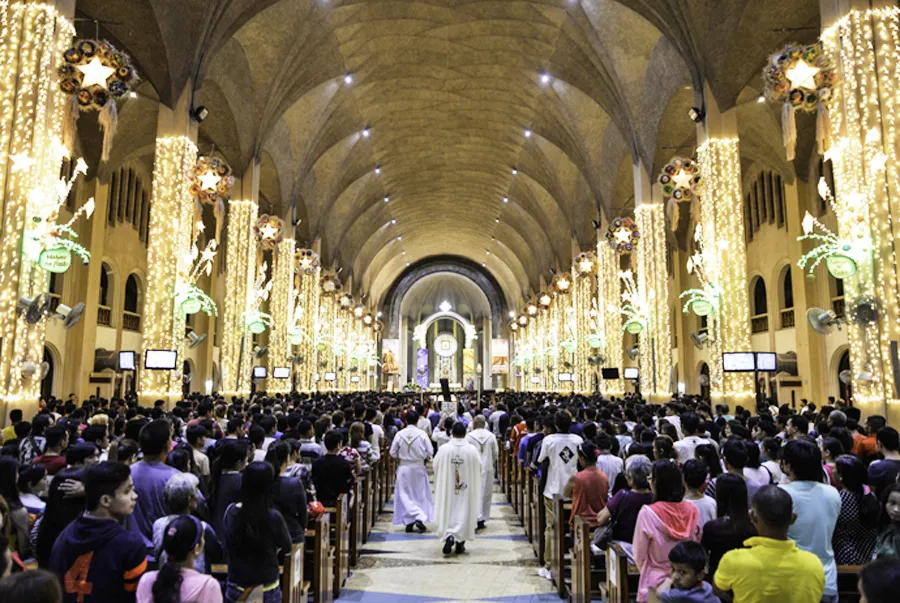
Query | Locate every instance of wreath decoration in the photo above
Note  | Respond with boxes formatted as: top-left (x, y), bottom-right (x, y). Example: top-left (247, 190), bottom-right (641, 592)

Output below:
top-left (187, 156), bottom-right (234, 242)
top-left (294, 248), bottom-right (320, 275)
top-left (574, 251), bottom-right (597, 276)
top-left (606, 217), bottom-right (640, 253)
top-left (58, 39), bottom-right (139, 161)
top-left (253, 215), bottom-right (285, 251)
top-left (320, 272), bottom-right (342, 296)
top-left (659, 157), bottom-right (702, 232)
top-left (762, 42), bottom-right (837, 160)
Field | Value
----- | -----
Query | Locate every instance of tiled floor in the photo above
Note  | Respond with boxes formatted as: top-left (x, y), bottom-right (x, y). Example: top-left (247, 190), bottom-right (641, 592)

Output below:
top-left (337, 485), bottom-right (560, 602)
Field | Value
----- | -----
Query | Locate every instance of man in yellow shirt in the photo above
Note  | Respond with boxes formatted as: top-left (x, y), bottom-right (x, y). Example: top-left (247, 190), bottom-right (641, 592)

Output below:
top-left (0, 409), bottom-right (22, 443)
top-left (715, 485), bottom-right (824, 603)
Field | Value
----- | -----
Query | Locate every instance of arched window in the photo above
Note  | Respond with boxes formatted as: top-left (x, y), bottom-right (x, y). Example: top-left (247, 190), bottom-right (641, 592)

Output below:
top-left (123, 274), bottom-right (141, 332)
top-left (98, 264), bottom-right (113, 326)
top-left (751, 277), bottom-right (768, 333)
top-left (780, 267), bottom-right (795, 329)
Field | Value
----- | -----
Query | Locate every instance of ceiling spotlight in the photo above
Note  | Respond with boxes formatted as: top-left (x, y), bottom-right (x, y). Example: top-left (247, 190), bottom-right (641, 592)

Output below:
top-left (129, 91), bottom-right (138, 99)
top-left (495, 218), bottom-right (500, 223)
top-left (540, 73), bottom-right (550, 84)
top-left (375, 166), bottom-right (381, 175)
top-left (391, 219), bottom-right (397, 224)
top-left (503, 196), bottom-right (509, 203)
top-left (362, 127), bottom-right (370, 138)
top-left (482, 263), bottom-right (486, 267)
top-left (688, 106), bottom-right (706, 123)
top-left (396, 236), bottom-right (402, 241)
top-left (509, 311), bottom-right (516, 319)
top-left (486, 250), bottom-right (491, 255)
top-left (191, 105), bottom-right (209, 123)
top-left (383, 196), bottom-right (389, 203)
top-left (402, 250), bottom-right (406, 255)
top-left (757, 95), bottom-right (765, 103)
top-left (344, 74), bottom-right (353, 84)
top-left (512, 168), bottom-right (518, 175)
top-left (406, 262), bottom-right (410, 266)
top-left (525, 129), bottom-right (532, 138)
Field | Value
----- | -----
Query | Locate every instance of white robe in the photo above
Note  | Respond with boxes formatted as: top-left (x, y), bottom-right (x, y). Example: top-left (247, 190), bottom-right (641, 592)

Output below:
top-left (389, 425), bottom-right (434, 525)
top-left (465, 428), bottom-right (498, 522)
top-left (433, 437), bottom-right (482, 543)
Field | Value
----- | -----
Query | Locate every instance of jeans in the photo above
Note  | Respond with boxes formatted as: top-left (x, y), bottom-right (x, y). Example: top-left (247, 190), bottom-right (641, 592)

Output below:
top-left (224, 582), bottom-right (282, 603)
top-left (821, 595), bottom-right (839, 603)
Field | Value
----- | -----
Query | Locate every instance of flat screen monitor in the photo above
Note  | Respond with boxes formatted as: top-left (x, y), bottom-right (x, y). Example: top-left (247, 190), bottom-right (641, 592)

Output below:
top-left (723, 352), bottom-right (756, 372)
top-left (253, 366), bottom-right (267, 379)
top-left (558, 373), bottom-right (573, 382)
top-left (755, 352), bottom-right (777, 372)
top-left (530, 377), bottom-right (541, 384)
top-left (624, 367), bottom-right (639, 380)
top-left (601, 368), bottom-right (620, 380)
top-left (273, 367), bottom-right (290, 379)
top-left (350, 376), bottom-right (361, 383)
top-left (118, 351), bottom-right (136, 371)
top-left (144, 350), bottom-right (177, 370)
top-left (324, 372), bottom-right (337, 382)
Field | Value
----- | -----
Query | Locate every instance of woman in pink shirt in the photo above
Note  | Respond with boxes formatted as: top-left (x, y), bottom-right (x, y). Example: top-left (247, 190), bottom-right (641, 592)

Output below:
top-left (633, 460), bottom-right (702, 602)
top-left (137, 515), bottom-right (222, 603)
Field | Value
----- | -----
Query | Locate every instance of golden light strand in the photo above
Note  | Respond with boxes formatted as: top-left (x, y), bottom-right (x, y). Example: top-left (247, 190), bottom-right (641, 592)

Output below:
top-left (266, 237), bottom-right (294, 393)
top-left (597, 241), bottom-right (624, 395)
top-left (572, 262), bottom-right (595, 393)
top-left (636, 203), bottom-right (673, 399)
top-left (296, 264), bottom-right (320, 392)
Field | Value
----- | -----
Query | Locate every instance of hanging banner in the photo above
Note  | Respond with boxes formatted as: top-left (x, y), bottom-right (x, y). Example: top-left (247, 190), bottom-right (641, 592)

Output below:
top-left (416, 348), bottom-right (429, 388)
top-left (381, 339), bottom-right (400, 374)
top-left (463, 348), bottom-right (476, 390)
top-left (491, 339), bottom-right (509, 374)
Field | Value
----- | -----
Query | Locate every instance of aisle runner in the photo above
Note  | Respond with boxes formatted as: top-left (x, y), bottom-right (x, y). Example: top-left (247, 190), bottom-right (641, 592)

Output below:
top-left (336, 486), bottom-right (559, 602)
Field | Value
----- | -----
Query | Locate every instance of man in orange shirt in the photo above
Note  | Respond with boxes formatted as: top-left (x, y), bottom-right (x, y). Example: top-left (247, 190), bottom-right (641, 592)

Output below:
top-left (509, 412), bottom-right (527, 455)
top-left (852, 415), bottom-right (886, 460)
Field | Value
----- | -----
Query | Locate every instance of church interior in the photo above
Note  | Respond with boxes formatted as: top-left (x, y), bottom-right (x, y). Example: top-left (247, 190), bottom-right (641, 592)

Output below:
top-left (1, 0), bottom-right (900, 602)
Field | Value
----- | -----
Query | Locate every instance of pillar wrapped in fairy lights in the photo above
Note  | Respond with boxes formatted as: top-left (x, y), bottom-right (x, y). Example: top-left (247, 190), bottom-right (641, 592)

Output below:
top-left (821, 4), bottom-right (900, 408)
top-left (0, 1), bottom-right (74, 408)
top-left (636, 203), bottom-right (673, 399)
top-left (266, 238), bottom-right (294, 394)
top-left (597, 241), bottom-right (624, 395)
top-left (219, 200), bottom-right (258, 397)
top-left (697, 138), bottom-right (753, 404)
top-left (139, 137), bottom-right (197, 399)
top-left (315, 288), bottom-right (337, 390)
top-left (295, 263), bottom-right (320, 393)
top-left (573, 254), bottom-right (598, 393)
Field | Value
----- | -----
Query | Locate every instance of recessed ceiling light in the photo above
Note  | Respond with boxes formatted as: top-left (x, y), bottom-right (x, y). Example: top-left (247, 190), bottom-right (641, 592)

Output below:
top-left (406, 262), bottom-right (410, 266)
top-left (384, 196), bottom-right (390, 203)
top-left (362, 128), bottom-right (370, 138)
top-left (486, 250), bottom-right (491, 255)
top-left (375, 167), bottom-right (381, 175)
top-left (512, 168), bottom-right (518, 175)
top-left (397, 236), bottom-right (402, 241)
top-left (391, 219), bottom-right (397, 224)
top-left (402, 251), bottom-right (406, 255)
top-left (757, 95), bottom-right (765, 103)
top-left (509, 311), bottom-right (516, 318)
top-left (482, 263), bottom-right (486, 267)
top-left (525, 129), bottom-right (532, 138)
top-left (495, 219), bottom-right (500, 223)
top-left (344, 74), bottom-right (353, 84)
top-left (503, 196), bottom-right (509, 203)
top-left (541, 73), bottom-right (550, 84)
top-left (129, 91), bottom-right (138, 99)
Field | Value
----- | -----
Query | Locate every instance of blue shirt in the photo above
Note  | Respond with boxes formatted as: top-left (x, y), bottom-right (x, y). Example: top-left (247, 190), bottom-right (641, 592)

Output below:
top-left (517, 433), bottom-right (534, 464)
top-left (128, 461), bottom-right (182, 548)
top-left (781, 480), bottom-right (841, 596)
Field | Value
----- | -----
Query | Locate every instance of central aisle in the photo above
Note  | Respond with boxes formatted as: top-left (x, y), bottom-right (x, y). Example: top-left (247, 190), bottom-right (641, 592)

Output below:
top-left (336, 483), bottom-right (560, 602)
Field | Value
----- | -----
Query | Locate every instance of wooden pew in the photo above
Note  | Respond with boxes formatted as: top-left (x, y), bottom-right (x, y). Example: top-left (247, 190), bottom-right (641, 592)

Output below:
top-left (307, 513), bottom-right (334, 603)
top-left (363, 468), bottom-right (374, 541)
top-left (837, 565), bottom-right (863, 603)
top-left (325, 494), bottom-right (350, 598)
top-left (281, 542), bottom-right (311, 603)
top-left (350, 477), bottom-right (365, 566)
top-left (570, 515), bottom-right (605, 603)
top-left (602, 542), bottom-right (639, 603)
top-left (498, 444), bottom-right (505, 492)
top-left (523, 464), bottom-right (533, 543)
top-left (550, 495), bottom-right (571, 599)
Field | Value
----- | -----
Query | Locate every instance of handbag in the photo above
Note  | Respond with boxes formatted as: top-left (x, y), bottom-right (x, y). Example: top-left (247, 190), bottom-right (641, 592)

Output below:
top-left (591, 511), bottom-right (617, 551)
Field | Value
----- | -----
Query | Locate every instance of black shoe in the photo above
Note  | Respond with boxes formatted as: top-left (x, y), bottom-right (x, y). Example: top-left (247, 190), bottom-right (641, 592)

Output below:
top-left (455, 541), bottom-right (466, 554)
top-left (443, 535), bottom-right (455, 555)
top-left (476, 520), bottom-right (486, 531)
top-left (414, 520), bottom-right (427, 533)
top-left (406, 523), bottom-right (415, 533)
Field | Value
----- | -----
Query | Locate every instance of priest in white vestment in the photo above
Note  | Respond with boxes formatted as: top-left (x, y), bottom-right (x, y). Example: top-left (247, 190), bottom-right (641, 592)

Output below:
top-left (390, 410), bottom-right (434, 532)
top-left (434, 421), bottom-right (482, 554)
top-left (465, 415), bottom-right (499, 530)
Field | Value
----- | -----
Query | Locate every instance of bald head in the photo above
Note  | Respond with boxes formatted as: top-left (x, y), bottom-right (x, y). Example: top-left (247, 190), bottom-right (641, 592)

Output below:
top-left (473, 415), bottom-right (486, 429)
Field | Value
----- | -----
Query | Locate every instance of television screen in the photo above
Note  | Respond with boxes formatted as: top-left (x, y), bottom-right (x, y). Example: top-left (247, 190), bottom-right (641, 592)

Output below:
top-left (144, 350), bottom-right (177, 370)
top-left (558, 373), bottom-right (573, 382)
top-left (118, 351), bottom-right (136, 371)
top-left (350, 376), bottom-right (361, 383)
top-left (756, 352), bottom-right (777, 372)
top-left (624, 367), bottom-right (639, 380)
top-left (273, 367), bottom-right (290, 379)
top-left (601, 368), bottom-right (620, 380)
top-left (324, 372), bottom-right (337, 382)
top-left (252, 366), bottom-right (267, 379)
top-left (723, 352), bottom-right (756, 372)
top-left (530, 377), bottom-right (540, 384)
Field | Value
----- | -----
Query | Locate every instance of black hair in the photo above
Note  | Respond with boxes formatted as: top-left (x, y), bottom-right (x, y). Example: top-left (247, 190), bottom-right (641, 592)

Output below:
top-left (788, 414), bottom-right (809, 434)
top-left (109, 438), bottom-right (140, 465)
top-left (13, 421), bottom-right (31, 439)
top-left (17, 463), bottom-right (46, 493)
top-left (751, 485), bottom-right (793, 528)
top-left (834, 455), bottom-right (880, 528)
top-left (668, 540), bottom-right (708, 574)
top-left (651, 460), bottom-right (684, 503)
top-left (165, 446), bottom-right (194, 474)
top-left (761, 437), bottom-right (782, 461)
top-left (682, 459), bottom-right (709, 490)
top-left (695, 444), bottom-right (723, 478)
top-left (36, 468), bottom-right (84, 568)
top-left (210, 439), bottom-right (247, 502)
top-left (821, 437), bottom-right (844, 461)
top-left (81, 424), bottom-right (108, 444)
top-left (877, 427), bottom-right (900, 452)
top-left (405, 410), bottom-right (419, 425)
top-left (9, 409), bottom-right (22, 422)
top-left (555, 410), bottom-right (572, 433)
top-left (781, 439), bottom-right (822, 481)
top-left (83, 461), bottom-right (131, 511)
top-left (44, 425), bottom-right (67, 450)
top-left (186, 425), bottom-right (207, 446)
top-left (0, 457), bottom-right (21, 509)
top-left (744, 441), bottom-right (762, 469)
top-left (66, 442), bottom-right (98, 466)
top-left (265, 440), bottom-right (291, 472)
top-left (578, 441), bottom-right (599, 466)
top-left (153, 515), bottom-right (202, 603)
top-left (715, 473), bottom-right (753, 532)
top-left (858, 557), bottom-right (900, 603)
top-left (323, 430), bottom-right (343, 451)
top-left (0, 569), bottom-right (62, 602)
top-left (722, 438), bottom-right (748, 470)
top-left (139, 419), bottom-right (172, 456)
top-left (681, 412), bottom-right (701, 435)
top-left (233, 461), bottom-right (274, 553)
top-left (451, 422), bottom-right (467, 438)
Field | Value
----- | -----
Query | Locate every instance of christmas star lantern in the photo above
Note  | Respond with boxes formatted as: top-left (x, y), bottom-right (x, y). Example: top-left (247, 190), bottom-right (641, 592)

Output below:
top-left (187, 156), bottom-right (234, 242)
top-left (606, 217), bottom-right (640, 253)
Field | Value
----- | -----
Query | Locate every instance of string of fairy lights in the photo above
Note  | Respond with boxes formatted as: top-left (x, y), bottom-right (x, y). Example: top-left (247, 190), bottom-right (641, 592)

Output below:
top-left (636, 202), bottom-right (673, 398)
top-left (220, 200), bottom-right (258, 396)
top-left (267, 237), bottom-right (295, 394)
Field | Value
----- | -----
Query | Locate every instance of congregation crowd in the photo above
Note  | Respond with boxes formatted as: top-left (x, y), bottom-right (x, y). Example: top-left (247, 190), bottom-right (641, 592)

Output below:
top-left (0, 391), bottom-right (897, 602)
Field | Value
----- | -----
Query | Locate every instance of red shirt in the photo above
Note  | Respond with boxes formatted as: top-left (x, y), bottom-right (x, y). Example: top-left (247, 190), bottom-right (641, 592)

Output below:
top-left (852, 433), bottom-right (877, 458)
top-left (33, 454), bottom-right (68, 475)
top-left (571, 466), bottom-right (609, 528)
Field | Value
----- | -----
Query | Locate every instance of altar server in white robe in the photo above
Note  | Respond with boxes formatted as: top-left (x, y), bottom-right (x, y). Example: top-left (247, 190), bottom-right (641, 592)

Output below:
top-left (434, 421), bottom-right (482, 555)
top-left (390, 410), bottom-right (434, 532)
top-left (465, 415), bottom-right (498, 530)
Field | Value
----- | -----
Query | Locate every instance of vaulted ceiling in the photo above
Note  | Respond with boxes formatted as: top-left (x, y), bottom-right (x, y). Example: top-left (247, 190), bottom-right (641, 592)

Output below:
top-left (78, 0), bottom-right (821, 310)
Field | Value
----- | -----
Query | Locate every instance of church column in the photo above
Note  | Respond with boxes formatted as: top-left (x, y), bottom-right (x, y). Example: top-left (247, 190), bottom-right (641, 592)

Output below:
top-left (597, 238), bottom-right (624, 395)
top-left (634, 160), bottom-right (673, 401)
top-left (820, 0), bottom-right (900, 416)
top-left (139, 83), bottom-right (198, 403)
top-left (0, 0), bottom-right (74, 418)
top-left (266, 237), bottom-right (294, 393)
top-left (696, 84), bottom-right (754, 407)
top-left (295, 262), bottom-right (320, 393)
top-left (572, 252), bottom-right (597, 393)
